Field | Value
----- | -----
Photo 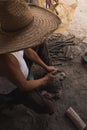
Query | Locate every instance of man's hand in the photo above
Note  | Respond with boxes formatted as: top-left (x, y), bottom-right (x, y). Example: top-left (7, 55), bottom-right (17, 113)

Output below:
top-left (46, 66), bottom-right (58, 72)
top-left (44, 71), bottom-right (57, 85)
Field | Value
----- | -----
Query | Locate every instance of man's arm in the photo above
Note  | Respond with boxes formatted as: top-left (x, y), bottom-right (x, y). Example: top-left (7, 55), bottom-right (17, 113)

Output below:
top-left (0, 54), bottom-right (56, 91)
top-left (24, 48), bottom-right (49, 70)
top-left (24, 48), bottom-right (57, 72)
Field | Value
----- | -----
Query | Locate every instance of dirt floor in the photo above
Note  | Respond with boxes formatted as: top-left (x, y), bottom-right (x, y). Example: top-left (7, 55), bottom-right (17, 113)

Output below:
top-left (0, 33), bottom-right (87, 130)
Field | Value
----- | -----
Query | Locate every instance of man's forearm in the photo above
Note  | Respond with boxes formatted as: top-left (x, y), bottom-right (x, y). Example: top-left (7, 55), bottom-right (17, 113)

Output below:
top-left (24, 48), bottom-right (48, 70)
top-left (21, 77), bottom-right (47, 91)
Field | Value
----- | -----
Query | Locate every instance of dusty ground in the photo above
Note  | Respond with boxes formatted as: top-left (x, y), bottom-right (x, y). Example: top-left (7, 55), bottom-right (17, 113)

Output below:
top-left (0, 0), bottom-right (87, 130)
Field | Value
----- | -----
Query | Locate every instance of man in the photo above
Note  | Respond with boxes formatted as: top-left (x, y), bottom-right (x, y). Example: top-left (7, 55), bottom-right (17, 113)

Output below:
top-left (0, 0), bottom-right (61, 114)
top-left (0, 48), bottom-right (57, 91)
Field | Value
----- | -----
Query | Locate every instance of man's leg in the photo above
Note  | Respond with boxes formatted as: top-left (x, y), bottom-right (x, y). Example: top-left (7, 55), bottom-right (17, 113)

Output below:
top-left (0, 88), bottom-right (55, 114)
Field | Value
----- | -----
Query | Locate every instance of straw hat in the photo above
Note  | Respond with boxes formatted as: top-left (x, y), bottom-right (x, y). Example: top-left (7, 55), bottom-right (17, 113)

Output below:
top-left (0, 0), bottom-right (61, 54)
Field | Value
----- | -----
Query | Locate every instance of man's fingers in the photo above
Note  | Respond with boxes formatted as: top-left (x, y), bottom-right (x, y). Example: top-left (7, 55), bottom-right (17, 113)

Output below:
top-left (51, 70), bottom-right (58, 75)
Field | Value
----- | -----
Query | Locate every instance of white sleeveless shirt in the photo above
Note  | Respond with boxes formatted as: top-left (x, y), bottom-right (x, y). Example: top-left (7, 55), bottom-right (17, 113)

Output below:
top-left (12, 50), bottom-right (29, 79)
top-left (0, 50), bottom-right (29, 94)
top-left (0, 50), bottom-right (29, 93)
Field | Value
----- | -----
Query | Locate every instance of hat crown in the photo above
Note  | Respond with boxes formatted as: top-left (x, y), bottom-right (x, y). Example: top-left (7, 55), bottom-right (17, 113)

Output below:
top-left (0, 0), bottom-right (33, 32)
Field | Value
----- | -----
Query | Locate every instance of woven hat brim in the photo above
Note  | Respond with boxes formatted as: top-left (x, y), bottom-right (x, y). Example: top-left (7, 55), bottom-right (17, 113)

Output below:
top-left (0, 4), bottom-right (61, 54)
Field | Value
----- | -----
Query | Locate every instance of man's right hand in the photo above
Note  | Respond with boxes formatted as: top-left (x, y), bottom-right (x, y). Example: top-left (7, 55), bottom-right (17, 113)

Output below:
top-left (44, 71), bottom-right (57, 85)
